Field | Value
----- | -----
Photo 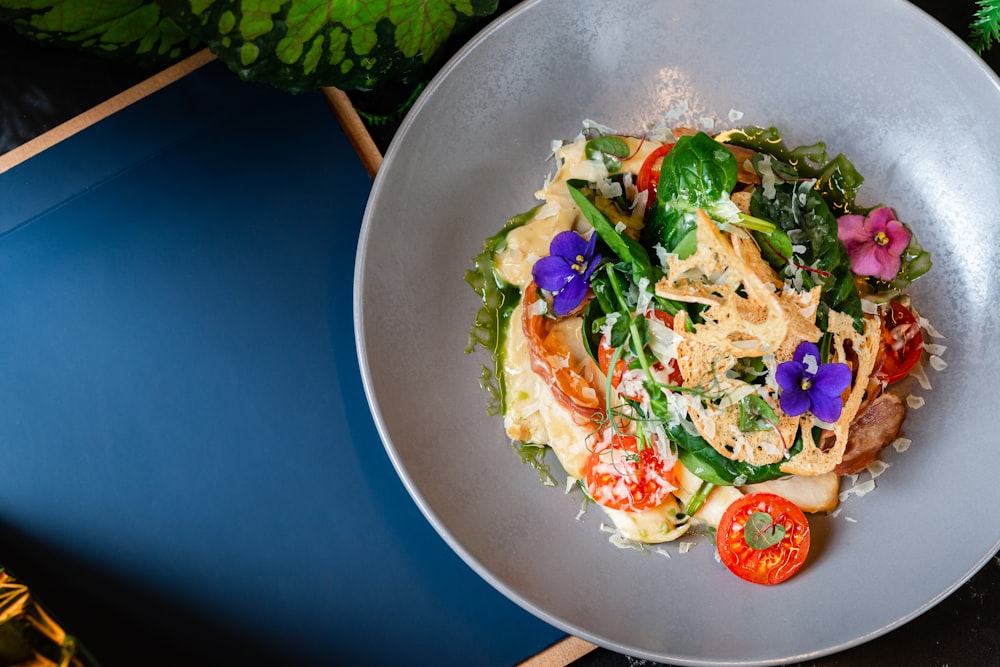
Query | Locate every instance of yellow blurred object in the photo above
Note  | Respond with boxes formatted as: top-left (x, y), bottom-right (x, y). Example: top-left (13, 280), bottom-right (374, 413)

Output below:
top-left (0, 569), bottom-right (97, 667)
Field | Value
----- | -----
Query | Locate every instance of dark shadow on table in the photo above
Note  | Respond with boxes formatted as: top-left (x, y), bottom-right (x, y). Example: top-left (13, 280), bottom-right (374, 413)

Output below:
top-left (0, 518), bottom-right (305, 666)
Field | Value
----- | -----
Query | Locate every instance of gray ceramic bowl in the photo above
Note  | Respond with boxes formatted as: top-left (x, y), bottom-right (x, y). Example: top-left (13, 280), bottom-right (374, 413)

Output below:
top-left (356, 0), bottom-right (1000, 664)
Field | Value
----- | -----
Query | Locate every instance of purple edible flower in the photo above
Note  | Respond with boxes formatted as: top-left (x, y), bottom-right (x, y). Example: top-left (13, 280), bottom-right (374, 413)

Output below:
top-left (532, 230), bottom-right (602, 316)
top-left (775, 341), bottom-right (852, 423)
top-left (836, 206), bottom-right (911, 282)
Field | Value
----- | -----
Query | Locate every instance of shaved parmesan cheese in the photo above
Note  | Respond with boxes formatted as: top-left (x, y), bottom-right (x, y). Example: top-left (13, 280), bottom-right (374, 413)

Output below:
top-left (924, 342), bottom-right (947, 356)
top-left (581, 118), bottom-right (617, 135)
top-left (865, 460), bottom-right (891, 479)
top-left (911, 363), bottom-right (932, 390)
top-left (906, 394), bottom-right (925, 409)
top-left (891, 437), bottom-right (912, 453)
top-left (929, 355), bottom-right (948, 371)
top-left (757, 154), bottom-right (777, 199)
top-left (839, 478), bottom-right (876, 501)
top-left (918, 316), bottom-right (945, 339)
top-left (728, 109), bottom-right (745, 122)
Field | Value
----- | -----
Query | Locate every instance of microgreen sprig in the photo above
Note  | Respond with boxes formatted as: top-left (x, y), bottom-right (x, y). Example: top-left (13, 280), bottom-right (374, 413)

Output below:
top-left (970, 0), bottom-right (1000, 54)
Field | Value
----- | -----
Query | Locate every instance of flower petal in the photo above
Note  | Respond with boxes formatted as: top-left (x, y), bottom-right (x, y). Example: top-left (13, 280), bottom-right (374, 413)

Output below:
top-left (779, 386), bottom-right (811, 417)
top-left (552, 276), bottom-right (587, 316)
top-left (532, 255), bottom-right (573, 291)
top-left (836, 214), bottom-right (868, 246)
top-left (792, 341), bottom-right (820, 365)
top-left (549, 230), bottom-right (589, 260)
top-left (775, 360), bottom-right (804, 393)
top-left (813, 362), bottom-right (852, 396)
top-left (884, 218), bottom-right (912, 255)
top-left (847, 242), bottom-right (889, 279)
top-left (808, 389), bottom-right (844, 423)
top-left (581, 252), bottom-right (603, 281)
top-left (865, 206), bottom-right (895, 230)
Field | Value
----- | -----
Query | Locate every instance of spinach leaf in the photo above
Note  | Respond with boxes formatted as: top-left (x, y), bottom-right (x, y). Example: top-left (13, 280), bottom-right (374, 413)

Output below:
top-left (568, 184), bottom-right (653, 284)
top-left (751, 182), bottom-right (865, 331)
top-left (644, 132), bottom-right (738, 252)
top-left (672, 425), bottom-right (791, 485)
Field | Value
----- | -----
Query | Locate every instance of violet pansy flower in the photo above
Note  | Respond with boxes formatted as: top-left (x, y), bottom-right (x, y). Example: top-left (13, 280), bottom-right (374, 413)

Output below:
top-left (775, 341), bottom-right (852, 423)
top-left (532, 230), bottom-right (602, 316)
top-left (836, 206), bottom-right (911, 282)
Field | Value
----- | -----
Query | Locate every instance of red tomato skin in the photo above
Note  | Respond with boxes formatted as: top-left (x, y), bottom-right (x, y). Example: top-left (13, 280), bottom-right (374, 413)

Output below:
top-left (876, 300), bottom-right (924, 385)
top-left (635, 143), bottom-right (675, 207)
top-left (716, 493), bottom-right (811, 585)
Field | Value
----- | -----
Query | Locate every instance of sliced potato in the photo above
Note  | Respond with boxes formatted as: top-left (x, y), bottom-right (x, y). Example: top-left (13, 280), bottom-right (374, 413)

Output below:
top-left (740, 472), bottom-right (840, 513)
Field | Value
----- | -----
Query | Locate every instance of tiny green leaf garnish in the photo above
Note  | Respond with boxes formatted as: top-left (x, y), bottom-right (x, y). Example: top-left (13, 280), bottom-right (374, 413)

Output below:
top-left (585, 136), bottom-right (630, 172)
top-left (744, 511), bottom-right (786, 549)
top-left (738, 394), bottom-right (778, 432)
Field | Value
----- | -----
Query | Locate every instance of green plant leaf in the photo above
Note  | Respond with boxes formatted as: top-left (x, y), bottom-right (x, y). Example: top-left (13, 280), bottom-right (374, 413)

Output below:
top-left (970, 0), bottom-right (1000, 54)
top-left (585, 135), bottom-right (629, 172)
top-left (744, 511), bottom-right (785, 549)
top-left (0, 0), bottom-right (201, 67)
top-left (567, 183), bottom-right (653, 283)
top-left (160, 0), bottom-right (500, 92)
top-left (738, 394), bottom-right (777, 432)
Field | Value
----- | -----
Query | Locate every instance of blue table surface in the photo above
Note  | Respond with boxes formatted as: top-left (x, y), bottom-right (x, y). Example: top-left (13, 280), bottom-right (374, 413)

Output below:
top-left (0, 59), bottom-right (565, 666)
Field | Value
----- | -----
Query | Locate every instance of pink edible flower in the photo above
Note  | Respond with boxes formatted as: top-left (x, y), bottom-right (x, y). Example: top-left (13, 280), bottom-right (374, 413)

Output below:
top-left (836, 207), bottom-right (911, 282)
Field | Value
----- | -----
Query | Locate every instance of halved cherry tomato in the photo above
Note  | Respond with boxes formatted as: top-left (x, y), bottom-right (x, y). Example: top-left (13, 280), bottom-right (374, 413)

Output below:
top-left (875, 300), bottom-right (924, 385)
top-left (585, 433), bottom-right (675, 512)
top-left (635, 143), bottom-right (674, 207)
top-left (597, 310), bottom-right (682, 401)
top-left (716, 492), bottom-right (811, 585)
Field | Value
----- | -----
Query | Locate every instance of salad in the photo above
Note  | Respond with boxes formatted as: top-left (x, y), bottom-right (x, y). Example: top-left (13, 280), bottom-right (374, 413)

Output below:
top-left (466, 119), bottom-right (935, 584)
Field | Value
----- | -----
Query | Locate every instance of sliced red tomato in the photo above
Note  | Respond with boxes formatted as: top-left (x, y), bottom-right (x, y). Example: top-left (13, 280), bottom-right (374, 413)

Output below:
top-left (716, 492), bottom-right (811, 585)
top-left (875, 300), bottom-right (924, 385)
top-left (597, 310), bottom-right (682, 401)
top-left (635, 143), bottom-right (674, 207)
top-left (585, 433), bottom-right (675, 512)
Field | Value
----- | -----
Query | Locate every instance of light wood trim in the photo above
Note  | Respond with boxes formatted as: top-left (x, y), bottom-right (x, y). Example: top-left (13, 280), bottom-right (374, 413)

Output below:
top-left (517, 636), bottom-right (597, 666)
top-left (0, 48), bottom-right (217, 175)
top-left (321, 86), bottom-right (383, 177)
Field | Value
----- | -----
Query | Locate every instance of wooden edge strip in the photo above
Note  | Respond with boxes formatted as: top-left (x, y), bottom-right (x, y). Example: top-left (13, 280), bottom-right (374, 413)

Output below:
top-left (0, 48), bottom-right (218, 175)
top-left (320, 86), bottom-right (383, 178)
top-left (517, 636), bottom-right (597, 667)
